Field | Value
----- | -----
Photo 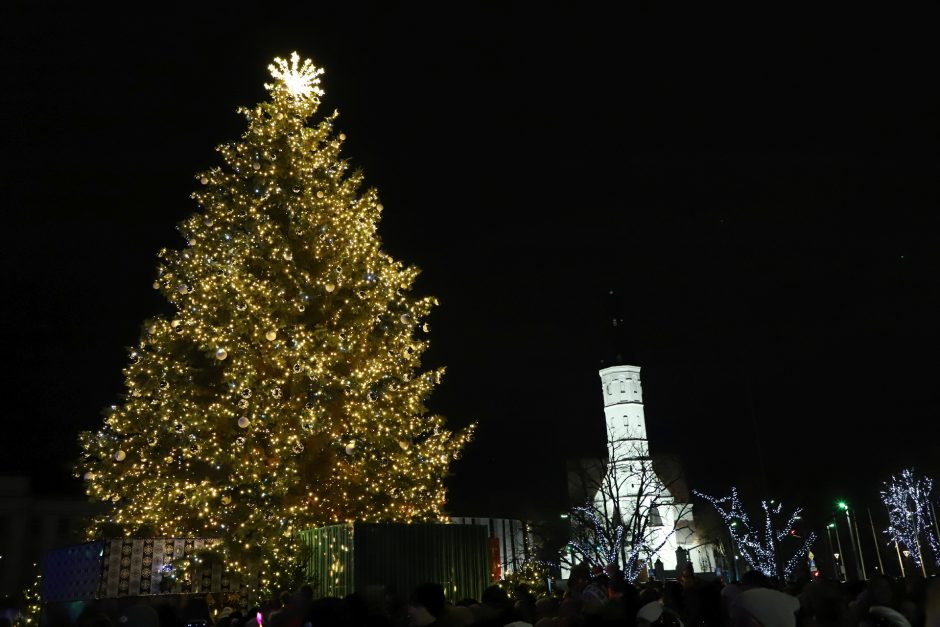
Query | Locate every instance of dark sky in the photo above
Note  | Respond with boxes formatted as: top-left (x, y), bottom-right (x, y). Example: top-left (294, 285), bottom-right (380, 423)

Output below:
top-left (2, 4), bottom-right (939, 532)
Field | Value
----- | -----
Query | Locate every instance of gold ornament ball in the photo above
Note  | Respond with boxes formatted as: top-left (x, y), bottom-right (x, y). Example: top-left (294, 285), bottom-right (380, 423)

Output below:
top-left (215, 348), bottom-right (228, 360)
top-left (283, 250), bottom-right (293, 260)
top-left (325, 283), bottom-right (335, 293)
top-left (221, 495), bottom-right (232, 505)
top-left (171, 319), bottom-right (181, 328)
top-left (114, 450), bottom-right (126, 462)
top-left (200, 176), bottom-right (209, 185)
top-left (164, 455), bottom-right (174, 464)
top-left (152, 281), bottom-right (160, 290)
top-left (398, 440), bottom-right (409, 451)
top-left (238, 417), bottom-right (250, 429)
top-left (83, 471), bottom-right (95, 480)
top-left (339, 133), bottom-right (347, 140)
top-left (345, 441), bottom-right (356, 455)
top-left (376, 203), bottom-right (384, 212)
top-left (265, 330), bottom-right (277, 341)
top-left (252, 162), bottom-right (261, 170)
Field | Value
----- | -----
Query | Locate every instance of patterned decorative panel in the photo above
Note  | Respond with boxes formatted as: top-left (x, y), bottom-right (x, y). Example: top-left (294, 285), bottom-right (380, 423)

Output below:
top-left (43, 538), bottom-right (249, 601)
top-left (42, 541), bottom-right (104, 603)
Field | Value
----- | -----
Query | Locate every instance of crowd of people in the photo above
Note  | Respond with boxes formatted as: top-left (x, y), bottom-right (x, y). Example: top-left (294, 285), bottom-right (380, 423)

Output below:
top-left (32, 565), bottom-right (940, 627)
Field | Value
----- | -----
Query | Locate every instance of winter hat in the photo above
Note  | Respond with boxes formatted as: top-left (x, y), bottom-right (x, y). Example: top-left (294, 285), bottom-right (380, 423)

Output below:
top-left (733, 588), bottom-right (800, 627)
top-left (638, 601), bottom-right (664, 625)
top-left (581, 582), bottom-right (608, 614)
top-left (868, 606), bottom-right (912, 627)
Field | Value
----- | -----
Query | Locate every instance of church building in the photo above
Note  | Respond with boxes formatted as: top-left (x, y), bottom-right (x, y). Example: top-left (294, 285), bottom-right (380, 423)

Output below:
top-left (592, 363), bottom-right (714, 576)
top-left (564, 291), bottom-right (714, 579)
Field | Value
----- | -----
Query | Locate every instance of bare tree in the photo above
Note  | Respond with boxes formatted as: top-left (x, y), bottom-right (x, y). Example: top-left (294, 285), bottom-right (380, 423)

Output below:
top-left (694, 487), bottom-right (815, 581)
top-left (882, 468), bottom-right (939, 572)
top-left (565, 427), bottom-right (694, 582)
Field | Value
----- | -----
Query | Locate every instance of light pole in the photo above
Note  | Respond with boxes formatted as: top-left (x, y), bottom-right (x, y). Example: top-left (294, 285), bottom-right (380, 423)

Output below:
top-left (832, 519), bottom-right (847, 580)
top-left (852, 505), bottom-right (868, 579)
top-left (932, 502), bottom-right (940, 549)
top-left (894, 540), bottom-right (906, 578)
top-left (867, 508), bottom-right (885, 574)
top-left (729, 521), bottom-right (740, 582)
top-left (825, 523), bottom-right (841, 580)
top-left (768, 499), bottom-right (784, 582)
top-left (838, 501), bottom-right (865, 580)
top-left (913, 535), bottom-right (928, 578)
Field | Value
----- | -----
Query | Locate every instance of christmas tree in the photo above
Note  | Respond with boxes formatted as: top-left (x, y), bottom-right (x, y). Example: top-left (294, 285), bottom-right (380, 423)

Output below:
top-left (78, 53), bottom-right (473, 591)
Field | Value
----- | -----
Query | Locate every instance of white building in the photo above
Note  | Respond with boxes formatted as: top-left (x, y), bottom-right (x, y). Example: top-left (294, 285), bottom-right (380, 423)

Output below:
top-left (450, 517), bottom-right (535, 580)
top-left (566, 365), bottom-right (714, 579)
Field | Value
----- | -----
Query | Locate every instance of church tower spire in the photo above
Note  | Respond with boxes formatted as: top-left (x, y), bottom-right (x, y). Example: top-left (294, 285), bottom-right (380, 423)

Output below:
top-left (600, 288), bottom-right (634, 367)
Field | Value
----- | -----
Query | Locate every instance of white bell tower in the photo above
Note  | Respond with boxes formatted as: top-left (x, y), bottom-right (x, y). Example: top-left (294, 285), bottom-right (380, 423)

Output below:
top-left (563, 362), bottom-right (717, 579)
top-left (599, 364), bottom-right (648, 461)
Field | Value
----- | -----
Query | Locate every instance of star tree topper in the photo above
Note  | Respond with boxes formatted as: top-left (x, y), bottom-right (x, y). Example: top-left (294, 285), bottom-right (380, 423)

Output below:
top-left (265, 51), bottom-right (325, 101)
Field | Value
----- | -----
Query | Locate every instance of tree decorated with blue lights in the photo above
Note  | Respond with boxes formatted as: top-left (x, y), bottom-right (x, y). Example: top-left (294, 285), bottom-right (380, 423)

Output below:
top-left (76, 53), bottom-right (473, 594)
top-left (695, 488), bottom-right (815, 580)
top-left (882, 468), bottom-right (939, 571)
top-left (566, 441), bottom-right (691, 583)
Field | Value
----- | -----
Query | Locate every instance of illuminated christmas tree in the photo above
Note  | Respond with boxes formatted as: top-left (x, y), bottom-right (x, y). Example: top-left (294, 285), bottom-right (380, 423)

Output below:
top-left (77, 53), bottom-right (473, 591)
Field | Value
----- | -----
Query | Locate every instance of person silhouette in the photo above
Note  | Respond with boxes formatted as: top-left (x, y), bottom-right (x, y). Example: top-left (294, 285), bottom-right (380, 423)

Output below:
top-left (654, 558), bottom-right (665, 582)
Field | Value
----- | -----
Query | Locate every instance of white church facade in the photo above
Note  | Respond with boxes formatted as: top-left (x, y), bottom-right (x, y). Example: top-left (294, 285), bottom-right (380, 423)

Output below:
top-left (566, 364), bottom-right (715, 579)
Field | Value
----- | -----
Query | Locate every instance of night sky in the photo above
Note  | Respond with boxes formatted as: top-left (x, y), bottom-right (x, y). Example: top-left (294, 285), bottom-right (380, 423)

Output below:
top-left (3, 5), bottom-right (939, 532)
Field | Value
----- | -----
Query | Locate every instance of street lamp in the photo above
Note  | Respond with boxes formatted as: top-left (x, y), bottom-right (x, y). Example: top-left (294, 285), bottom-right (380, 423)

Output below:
top-left (837, 500), bottom-right (866, 580)
top-left (866, 508), bottom-right (885, 574)
top-left (728, 520), bottom-right (740, 582)
top-left (830, 519), bottom-right (848, 581)
top-left (825, 523), bottom-right (843, 581)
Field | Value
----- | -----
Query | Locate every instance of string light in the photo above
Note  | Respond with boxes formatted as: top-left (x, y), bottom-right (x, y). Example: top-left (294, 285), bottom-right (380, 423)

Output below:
top-left (76, 53), bottom-right (474, 597)
top-left (17, 570), bottom-right (42, 625)
top-left (694, 488), bottom-right (815, 579)
top-left (497, 560), bottom-right (552, 597)
top-left (881, 468), bottom-right (939, 567)
top-left (567, 501), bottom-right (676, 583)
